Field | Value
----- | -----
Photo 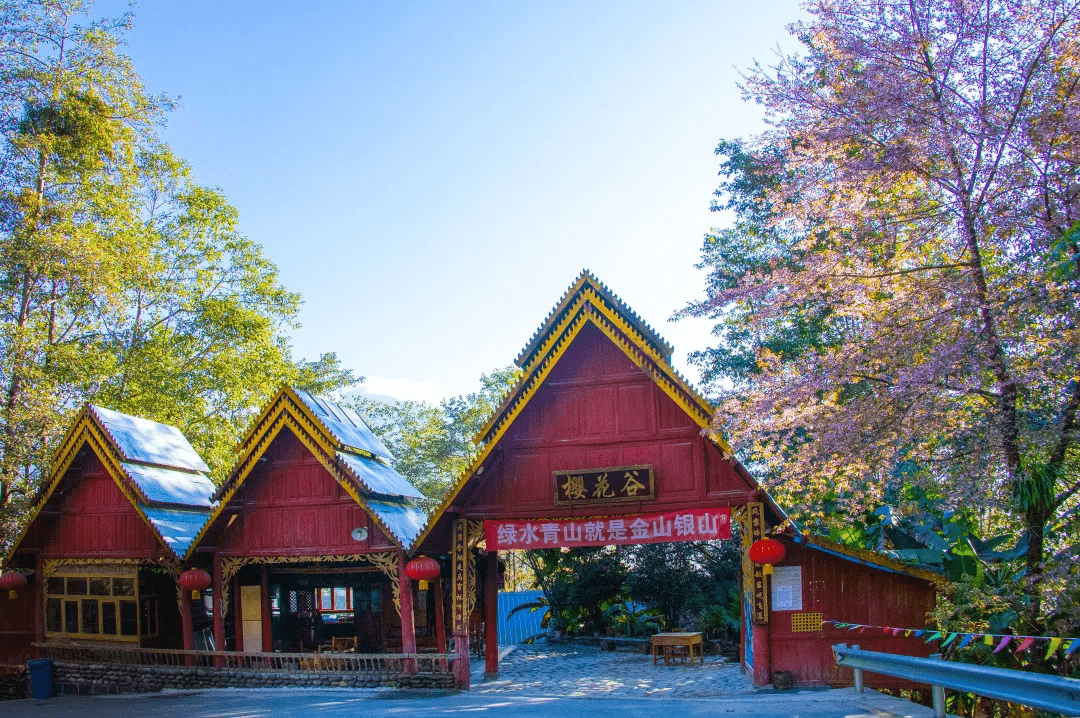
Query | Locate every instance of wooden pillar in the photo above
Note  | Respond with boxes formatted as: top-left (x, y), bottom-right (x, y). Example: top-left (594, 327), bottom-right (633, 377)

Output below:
top-left (212, 553), bottom-right (224, 667)
top-left (233, 576), bottom-right (244, 652)
top-left (33, 551), bottom-right (44, 646)
top-left (398, 550), bottom-right (417, 673)
top-left (451, 519), bottom-right (473, 690)
top-left (484, 550), bottom-right (499, 679)
top-left (180, 584), bottom-right (195, 654)
top-left (432, 575), bottom-right (447, 654)
top-left (753, 624), bottom-right (771, 686)
top-left (260, 565), bottom-right (272, 652)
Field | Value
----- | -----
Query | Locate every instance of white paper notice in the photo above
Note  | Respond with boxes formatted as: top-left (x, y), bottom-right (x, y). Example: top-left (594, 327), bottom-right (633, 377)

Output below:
top-left (771, 566), bottom-right (802, 611)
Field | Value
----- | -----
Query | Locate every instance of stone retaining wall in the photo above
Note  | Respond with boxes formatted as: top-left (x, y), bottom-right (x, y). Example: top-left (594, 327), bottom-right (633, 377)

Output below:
top-left (52, 661), bottom-right (454, 696)
top-left (0, 666), bottom-right (27, 701)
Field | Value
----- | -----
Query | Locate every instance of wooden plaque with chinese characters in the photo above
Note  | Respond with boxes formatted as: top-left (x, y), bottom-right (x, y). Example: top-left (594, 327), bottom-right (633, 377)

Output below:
top-left (553, 465), bottom-right (655, 505)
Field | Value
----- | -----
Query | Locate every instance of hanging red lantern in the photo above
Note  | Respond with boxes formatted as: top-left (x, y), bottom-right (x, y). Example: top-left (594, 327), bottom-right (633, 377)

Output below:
top-left (749, 538), bottom-right (787, 566)
top-left (179, 568), bottom-right (212, 599)
top-left (0, 570), bottom-right (27, 599)
top-left (404, 556), bottom-right (440, 590)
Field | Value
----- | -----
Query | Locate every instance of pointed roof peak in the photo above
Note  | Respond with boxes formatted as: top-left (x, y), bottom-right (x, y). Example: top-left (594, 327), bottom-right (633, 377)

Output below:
top-left (514, 270), bottom-right (674, 369)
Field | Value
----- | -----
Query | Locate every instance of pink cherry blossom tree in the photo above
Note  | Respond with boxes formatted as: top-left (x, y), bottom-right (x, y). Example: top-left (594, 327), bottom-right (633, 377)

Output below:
top-left (687, 0), bottom-right (1080, 627)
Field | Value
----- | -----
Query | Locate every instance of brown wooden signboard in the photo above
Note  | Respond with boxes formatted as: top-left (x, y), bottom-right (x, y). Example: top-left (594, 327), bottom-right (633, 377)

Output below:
top-left (553, 465), bottom-right (654, 505)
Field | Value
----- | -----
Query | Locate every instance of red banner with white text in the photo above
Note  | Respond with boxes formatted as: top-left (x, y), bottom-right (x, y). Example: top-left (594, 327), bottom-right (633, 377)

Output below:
top-left (484, 507), bottom-right (731, 550)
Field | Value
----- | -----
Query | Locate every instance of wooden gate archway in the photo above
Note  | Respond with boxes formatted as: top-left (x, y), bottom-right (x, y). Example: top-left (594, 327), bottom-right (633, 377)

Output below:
top-left (414, 272), bottom-right (776, 687)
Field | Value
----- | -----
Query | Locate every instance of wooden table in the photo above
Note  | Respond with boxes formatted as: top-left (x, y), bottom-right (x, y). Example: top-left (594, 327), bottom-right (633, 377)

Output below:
top-left (650, 632), bottom-right (704, 666)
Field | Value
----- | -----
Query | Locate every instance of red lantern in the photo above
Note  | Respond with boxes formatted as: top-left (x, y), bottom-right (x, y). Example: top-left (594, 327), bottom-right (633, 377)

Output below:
top-left (179, 568), bottom-right (212, 599)
top-left (405, 556), bottom-right (440, 590)
top-left (749, 538), bottom-right (787, 566)
top-left (0, 570), bottom-right (27, 599)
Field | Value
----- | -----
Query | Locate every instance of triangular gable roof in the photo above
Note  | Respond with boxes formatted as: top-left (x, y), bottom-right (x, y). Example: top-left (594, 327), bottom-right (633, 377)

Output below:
top-left (189, 386), bottom-right (427, 558)
top-left (4, 405), bottom-right (216, 566)
top-left (415, 271), bottom-right (747, 550)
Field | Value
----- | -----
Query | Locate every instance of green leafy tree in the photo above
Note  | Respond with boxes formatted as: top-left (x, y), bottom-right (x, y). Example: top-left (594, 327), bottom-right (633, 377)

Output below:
top-left (351, 367), bottom-right (519, 510)
top-left (683, 0), bottom-right (1080, 634)
top-left (0, 0), bottom-right (355, 548)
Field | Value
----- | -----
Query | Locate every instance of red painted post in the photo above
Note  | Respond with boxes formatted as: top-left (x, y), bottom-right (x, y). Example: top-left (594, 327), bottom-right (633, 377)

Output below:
top-left (432, 575), bottom-right (447, 654)
top-left (213, 553), bottom-right (224, 667)
top-left (180, 583), bottom-right (195, 665)
top-left (753, 623), bottom-right (771, 686)
top-left (260, 565), bottom-right (272, 652)
top-left (398, 551), bottom-right (417, 673)
top-left (484, 550), bottom-right (498, 679)
top-left (453, 626), bottom-right (470, 689)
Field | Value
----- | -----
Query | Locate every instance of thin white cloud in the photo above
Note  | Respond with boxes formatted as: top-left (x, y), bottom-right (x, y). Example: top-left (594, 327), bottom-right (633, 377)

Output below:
top-left (355, 376), bottom-right (450, 405)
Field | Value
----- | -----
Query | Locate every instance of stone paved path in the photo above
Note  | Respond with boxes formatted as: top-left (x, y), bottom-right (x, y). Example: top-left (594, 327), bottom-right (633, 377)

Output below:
top-left (472, 643), bottom-right (756, 699)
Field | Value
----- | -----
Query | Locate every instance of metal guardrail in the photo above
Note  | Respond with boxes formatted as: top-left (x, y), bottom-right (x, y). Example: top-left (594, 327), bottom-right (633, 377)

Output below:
top-left (833, 643), bottom-right (1080, 717)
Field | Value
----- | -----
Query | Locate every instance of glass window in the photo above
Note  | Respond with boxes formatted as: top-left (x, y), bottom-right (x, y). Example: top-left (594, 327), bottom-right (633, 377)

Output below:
top-left (120, 600), bottom-right (138, 636)
top-left (113, 578), bottom-right (134, 596)
top-left (64, 600), bottom-right (79, 633)
top-left (46, 577), bottom-right (64, 595)
top-left (102, 602), bottom-right (117, 635)
top-left (333, 587), bottom-right (349, 611)
top-left (370, 587), bottom-right (382, 616)
top-left (81, 600), bottom-right (99, 634)
top-left (318, 588), bottom-right (331, 611)
top-left (46, 598), bottom-right (61, 633)
top-left (66, 578), bottom-right (87, 596)
top-left (89, 578), bottom-right (110, 596)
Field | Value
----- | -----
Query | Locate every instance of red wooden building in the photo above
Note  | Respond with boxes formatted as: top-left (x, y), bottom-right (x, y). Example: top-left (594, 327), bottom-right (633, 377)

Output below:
top-left (415, 270), bottom-right (943, 687)
top-left (1, 405), bottom-right (217, 663)
top-left (1, 270), bottom-right (943, 693)
top-left (184, 386), bottom-right (436, 656)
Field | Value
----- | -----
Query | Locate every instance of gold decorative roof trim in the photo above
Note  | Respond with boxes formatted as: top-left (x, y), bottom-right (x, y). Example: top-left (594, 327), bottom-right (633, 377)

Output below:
top-left (412, 302), bottom-right (732, 550)
top-left (185, 388), bottom-right (414, 561)
top-left (4, 412), bottom-right (183, 568)
top-left (514, 270), bottom-right (674, 369)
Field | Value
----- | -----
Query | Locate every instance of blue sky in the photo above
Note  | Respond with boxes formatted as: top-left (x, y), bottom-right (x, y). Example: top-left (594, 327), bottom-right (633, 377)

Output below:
top-left (106, 0), bottom-right (804, 402)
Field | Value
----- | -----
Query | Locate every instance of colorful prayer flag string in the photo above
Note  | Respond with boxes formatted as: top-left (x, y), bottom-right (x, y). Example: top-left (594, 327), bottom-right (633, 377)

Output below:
top-left (819, 619), bottom-right (1079, 658)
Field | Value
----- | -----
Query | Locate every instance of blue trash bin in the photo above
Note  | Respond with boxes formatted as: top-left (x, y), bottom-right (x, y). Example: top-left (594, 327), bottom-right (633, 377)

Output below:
top-left (27, 658), bottom-right (52, 700)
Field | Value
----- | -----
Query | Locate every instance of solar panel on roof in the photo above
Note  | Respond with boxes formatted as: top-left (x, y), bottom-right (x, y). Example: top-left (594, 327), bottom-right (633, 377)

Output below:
top-left (141, 506), bottom-right (213, 557)
top-left (291, 390), bottom-right (394, 460)
top-left (337, 451), bottom-right (424, 499)
top-left (122, 463), bottom-right (214, 508)
top-left (367, 498), bottom-right (427, 549)
top-left (91, 406), bottom-right (211, 473)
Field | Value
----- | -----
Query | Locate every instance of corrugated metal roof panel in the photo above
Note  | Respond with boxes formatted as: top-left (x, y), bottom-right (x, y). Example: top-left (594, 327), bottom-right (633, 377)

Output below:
top-left (141, 506), bottom-right (213, 557)
top-left (121, 463), bottom-right (215, 508)
top-left (367, 499), bottom-right (427, 549)
top-left (292, 390), bottom-right (394, 460)
top-left (337, 451), bottom-right (424, 499)
top-left (91, 406), bottom-right (211, 473)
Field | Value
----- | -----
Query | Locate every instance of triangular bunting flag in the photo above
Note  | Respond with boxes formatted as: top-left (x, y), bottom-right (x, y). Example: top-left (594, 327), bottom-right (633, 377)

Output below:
top-left (1045, 637), bottom-right (1063, 660)
top-left (1066, 639), bottom-right (1080, 657)
top-left (905, 630), bottom-right (913, 637)
top-left (883, 627), bottom-right (891, 634)
top-left (926, 632), bottom-right (943, 643)
top-left (993, 636), bottom-right (1011, 653)
top-left (983, 635), bottom-right (994, 646)
top-left (957, 634), bottom-right (974, 649)
top-left (941, 633), bottom-right (959, 647)
top-left (1013, 637), bottom-right (1035, 653)
top-left (891, 628), bottom-right (902, 636)
top-left (914, 630), bottom-right (925, 637)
